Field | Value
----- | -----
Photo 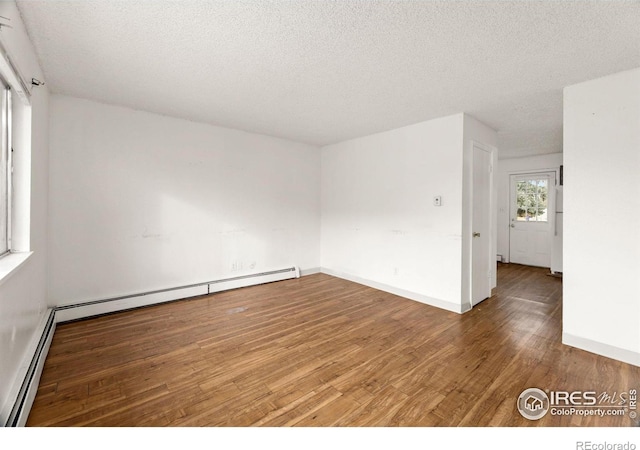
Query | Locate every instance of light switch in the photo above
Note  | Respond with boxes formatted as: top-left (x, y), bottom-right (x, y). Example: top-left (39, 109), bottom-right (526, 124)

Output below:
top-left (433, 196), bottom-right (442, 206)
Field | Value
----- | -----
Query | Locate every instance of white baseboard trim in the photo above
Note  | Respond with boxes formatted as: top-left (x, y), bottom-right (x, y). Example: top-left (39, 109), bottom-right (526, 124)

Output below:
top-left (55, 267), bottom-right (300, 323)
top-left (299, 267), bottom-right (321, 276)
top-left (3, 308), bottom-right (56, 427)
top-left (320, 268), bottom-right (463, 314)
top-left (562, 333), bottom-right (640, 367)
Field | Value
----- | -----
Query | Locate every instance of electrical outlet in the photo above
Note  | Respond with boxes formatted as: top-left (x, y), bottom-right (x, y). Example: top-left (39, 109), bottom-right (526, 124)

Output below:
top-left (433, 196), bottom-right (442, 206)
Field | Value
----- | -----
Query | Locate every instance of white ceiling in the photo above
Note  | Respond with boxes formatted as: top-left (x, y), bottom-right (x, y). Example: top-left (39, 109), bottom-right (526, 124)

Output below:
top-left (16, 1), bottom-right (640, 157)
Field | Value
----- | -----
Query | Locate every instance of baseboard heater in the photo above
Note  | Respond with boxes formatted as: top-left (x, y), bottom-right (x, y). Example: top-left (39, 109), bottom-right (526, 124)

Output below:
top-left (55, 266), bottom-right (300, 323)
top-left (3, 267), bottom-right (300, 427)
top-left (4, 309), bottom-right (56, 427)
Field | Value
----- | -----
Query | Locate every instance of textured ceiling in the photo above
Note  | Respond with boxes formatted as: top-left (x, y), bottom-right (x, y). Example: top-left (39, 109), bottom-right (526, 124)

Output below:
top-left (16, 0), bottom-right (640, 157)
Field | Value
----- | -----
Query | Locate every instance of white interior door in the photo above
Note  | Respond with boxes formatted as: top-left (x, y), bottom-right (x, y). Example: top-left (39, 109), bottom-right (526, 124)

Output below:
top-left (472, 145), bottom-right (492, 306)
top-left (509, 172), bottom-right (555, 267)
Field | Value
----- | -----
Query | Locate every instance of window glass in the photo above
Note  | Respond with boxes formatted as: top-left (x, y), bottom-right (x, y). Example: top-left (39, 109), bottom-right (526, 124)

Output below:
top-left (516, 177), bottom-right (548, 222)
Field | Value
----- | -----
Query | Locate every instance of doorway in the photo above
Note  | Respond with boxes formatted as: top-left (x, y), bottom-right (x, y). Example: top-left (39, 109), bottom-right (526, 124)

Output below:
top-left (508, 172), bottom-right (556, 268)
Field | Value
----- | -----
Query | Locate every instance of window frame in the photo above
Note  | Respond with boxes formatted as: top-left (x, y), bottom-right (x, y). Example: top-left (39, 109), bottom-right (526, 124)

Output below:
top-left (0, 37), bottom-right (34, 284)
top-left (0, 75), bottom-right (10, 258)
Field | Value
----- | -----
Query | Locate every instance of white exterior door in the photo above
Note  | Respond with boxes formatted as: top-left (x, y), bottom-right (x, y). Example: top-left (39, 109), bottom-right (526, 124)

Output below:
top-left (509, 172), bottom-right (556, 267)
top-left (472, 145), bottom-right (492, 306)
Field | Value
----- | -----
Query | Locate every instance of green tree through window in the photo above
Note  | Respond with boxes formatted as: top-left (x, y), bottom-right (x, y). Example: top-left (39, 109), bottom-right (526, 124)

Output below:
top-left (516, 178), bottom-right (548, 222)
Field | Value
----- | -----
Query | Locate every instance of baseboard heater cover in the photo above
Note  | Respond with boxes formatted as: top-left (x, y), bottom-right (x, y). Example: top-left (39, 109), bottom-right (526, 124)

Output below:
top-left (4, 267), bottom-right (300, 426)
top-left (4, 309), bottom-right (56, 427)
top-left (55, 266), bottom-right (300, 323)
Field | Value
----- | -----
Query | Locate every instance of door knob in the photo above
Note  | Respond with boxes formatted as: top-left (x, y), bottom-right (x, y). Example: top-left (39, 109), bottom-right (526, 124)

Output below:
top-left (510, 224), bottom-right (515, 228)
top-left (473, 232), bottom-right (481, 237)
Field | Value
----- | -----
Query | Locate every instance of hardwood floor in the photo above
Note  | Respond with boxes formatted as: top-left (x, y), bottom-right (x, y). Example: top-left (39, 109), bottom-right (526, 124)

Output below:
top-left (27, 264), bottom-right (640, 426)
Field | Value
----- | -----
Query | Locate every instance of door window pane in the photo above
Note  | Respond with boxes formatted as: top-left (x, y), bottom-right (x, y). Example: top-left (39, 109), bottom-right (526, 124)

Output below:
top-left (516, 177), bottom-right (548, 222)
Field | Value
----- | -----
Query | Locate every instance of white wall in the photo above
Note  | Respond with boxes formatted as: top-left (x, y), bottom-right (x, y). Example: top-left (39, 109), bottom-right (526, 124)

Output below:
top-left (496, 153), bottom-right (563, 262)
top-left (48, 95), bottom-right (320, 305)
top-left (321, 114), bottom-right (467, 312)
top-left (0, 1), bottom-right (50, 424)
top-left (563, 67), bottom-right (640, 366)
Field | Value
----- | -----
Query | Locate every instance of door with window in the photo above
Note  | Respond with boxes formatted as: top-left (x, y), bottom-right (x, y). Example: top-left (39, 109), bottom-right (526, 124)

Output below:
top-left (509, 172), bottom-right (555, 267)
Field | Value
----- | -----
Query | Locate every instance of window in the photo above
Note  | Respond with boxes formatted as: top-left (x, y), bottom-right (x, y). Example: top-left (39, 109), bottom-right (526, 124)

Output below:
top-left (516, 177), bottom-right (548, 222)
top-left (0, 41), bottom-right (33, 280)
top-left (0, 76), bottom-right (10, 257)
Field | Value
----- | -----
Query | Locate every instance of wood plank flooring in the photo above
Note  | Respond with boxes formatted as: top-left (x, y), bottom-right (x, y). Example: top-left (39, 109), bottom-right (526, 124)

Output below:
top-left (27, 264), bottom-right (640, 426)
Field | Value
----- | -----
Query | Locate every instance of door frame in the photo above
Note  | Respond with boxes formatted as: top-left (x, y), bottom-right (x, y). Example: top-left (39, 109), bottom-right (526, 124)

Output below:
top-left (464, 140), bottom-right (497, 311)
top-left (506, 168), bottom-right (558, 265)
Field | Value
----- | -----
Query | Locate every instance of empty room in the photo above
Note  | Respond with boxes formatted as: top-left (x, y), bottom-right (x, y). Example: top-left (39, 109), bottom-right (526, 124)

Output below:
top-left (1, 0), bottom-right (639, 443)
